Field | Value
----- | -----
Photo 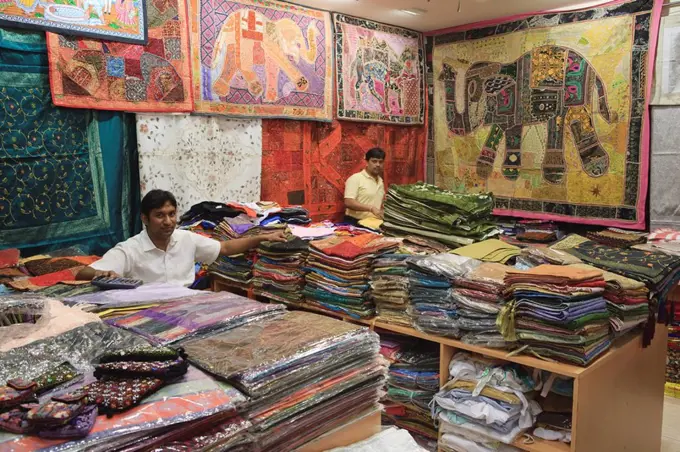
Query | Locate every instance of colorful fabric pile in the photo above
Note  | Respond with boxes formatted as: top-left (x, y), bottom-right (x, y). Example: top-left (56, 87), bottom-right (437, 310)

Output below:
top-left (252, 237), bottom-right (309, 304)
top-left (303, 235), bottom-right (400, 318)
top-left (408, 255), bottom-right (481, 337)
top-left (106, 293), bottom-right (285, 345)
top-left (380, 335), bottom-right (439, 444)
top-left (370, 254), bottom-right (413, 326)
top-left (516, 247), bottom-right (582, 268)
top-left (208, 220), bottom-right (258, 289)
top-left (451, 239), bottom-right (520, 264)
top-left (498, 265), bottom-right (611, 366)
top-left (182, 312), bottom-right (385, 451)
top-left (586, 228), bottom-right (647, 248)
top-left (570, 264), bottom-right (650, 335)
top-left (383, 183), bottom-right (499, 247)
top-left (452, 263), bottom-right (510, 348)
top-left (668, 327), bottom-right (680, 384)
top-left (434, 352), bottom-right (540, 448)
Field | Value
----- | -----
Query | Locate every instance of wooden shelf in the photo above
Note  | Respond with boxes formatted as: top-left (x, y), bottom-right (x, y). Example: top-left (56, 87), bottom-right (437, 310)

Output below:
top-left (513, 437), bottom-right (572, 452)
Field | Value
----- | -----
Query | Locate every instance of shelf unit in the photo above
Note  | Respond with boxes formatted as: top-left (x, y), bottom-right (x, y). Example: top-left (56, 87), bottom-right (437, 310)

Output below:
top-left (211, 275), bottom-right (667, 452)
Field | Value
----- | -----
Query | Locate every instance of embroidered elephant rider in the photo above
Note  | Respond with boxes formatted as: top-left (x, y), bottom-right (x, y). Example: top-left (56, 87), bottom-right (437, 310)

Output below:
top-left (440, 46), bottom-right (613, 185)
top-left (210, 9), bottom-right (318, 103)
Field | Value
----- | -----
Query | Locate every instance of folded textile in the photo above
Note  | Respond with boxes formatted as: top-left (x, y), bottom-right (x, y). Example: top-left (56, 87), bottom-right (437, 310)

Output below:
top-left (452, 240), bottom-right (520, 264)
top-left (64, 283), bottom-right (207, 308)
top-left (0, 248), bottom-right (20, 269)
top-left (106, 293), bottom-right (285, 345)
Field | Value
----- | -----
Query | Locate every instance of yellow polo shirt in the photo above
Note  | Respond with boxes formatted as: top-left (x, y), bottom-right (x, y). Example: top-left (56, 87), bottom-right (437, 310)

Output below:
top-left (344, 170), bottom-right (385, 220)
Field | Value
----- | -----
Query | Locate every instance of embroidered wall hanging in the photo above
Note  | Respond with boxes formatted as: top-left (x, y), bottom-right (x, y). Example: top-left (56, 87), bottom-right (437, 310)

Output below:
top-left (433, 0), bottom-right (661, 229)
top-left (190, 0), bottom-right (333, 121)
top-left (0, 0), bottom-right (147, 44)
top-left (334, 13), bottom-right (425, 125)
top-left (260, 119), bottom-right (426, 220)
top-left (45, 0), bottom-right (191, 112)
top-left (0, 28), bottom-right (139, 255)
top-left (137, 114), bottom-right (262, 215)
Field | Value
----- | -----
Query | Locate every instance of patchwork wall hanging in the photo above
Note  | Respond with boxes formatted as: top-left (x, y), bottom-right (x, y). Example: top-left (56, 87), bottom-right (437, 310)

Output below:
top-left (0, 0), bottom-right (146, 44)
top-left (334, 13), bottom-right (425, 125)
top-left (433, 0), bottom-right (661, 229)
top-left (260, 119), bottom-right (426, 220)
top-left (0, 28), bottom-right (140, 255)
top-left (190, 0), bottom-right (333, 121)
top-left (137, 114), bottom-right (262, 215)
top-left (45, 0), bottom-right (191, 112)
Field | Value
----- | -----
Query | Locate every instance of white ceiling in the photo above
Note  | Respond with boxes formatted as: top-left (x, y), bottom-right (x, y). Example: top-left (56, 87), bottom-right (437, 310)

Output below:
top-left (291, 0), bottom-right (609, 32)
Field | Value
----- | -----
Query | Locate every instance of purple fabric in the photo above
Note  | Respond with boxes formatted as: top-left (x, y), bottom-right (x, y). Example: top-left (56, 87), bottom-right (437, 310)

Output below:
top-left (38, 405), bottom-right (97, 439)
top-left (516, 298), bottom-right (607, 322)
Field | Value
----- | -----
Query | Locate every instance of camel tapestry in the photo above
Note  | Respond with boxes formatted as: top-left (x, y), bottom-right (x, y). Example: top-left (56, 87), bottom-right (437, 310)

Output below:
top-left (433, 0), bottom-right (661, 229)
top-left (334, 13), bottom-right (424, 125)
top-left (190, 0), bottom-right (333, 121)
top-left (0, 0), bottom-right (146, 44)
top-left (45, 0), bottom-right (191, 112)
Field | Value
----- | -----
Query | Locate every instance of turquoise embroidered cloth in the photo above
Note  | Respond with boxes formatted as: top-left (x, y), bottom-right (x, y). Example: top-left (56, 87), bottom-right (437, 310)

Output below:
top-left (0, 28), bottom-right (140, 254)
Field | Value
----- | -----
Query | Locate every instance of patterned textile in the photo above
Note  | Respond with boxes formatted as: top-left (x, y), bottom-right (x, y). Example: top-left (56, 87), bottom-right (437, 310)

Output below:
top-left (261, 120), bottom-right (426, 220)
top-left (432, 0), bottom-right (661, 228)
top-left (334, 13), bottom-right (425, 125)
top-left (45, 0), bottom-right (192, 112)
top-left (0, 28), bottom-right (141, 255)
top-left (137, 114), bottom-right (262, 215)
top-left (190, 0), bottom-right (333, 121)
top-left (0, 0), bottom-right (146, 44)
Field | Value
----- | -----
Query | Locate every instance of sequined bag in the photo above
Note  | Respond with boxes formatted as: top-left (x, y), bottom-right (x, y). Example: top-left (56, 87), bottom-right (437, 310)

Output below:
top-left (98, 346), bottom-right (186, 364)
top-left (0, 404), bottom-right (38, 434)
top-left (26, 396), bottom-right (86, 427)
top-left (0, 379), bottom-right (37, 410)
top-left (94, 357), bottom-right (188, 380)
top-left (37, 405), bottom-right (98, 439)
top-left (80, 377), bottom-right (164, 417)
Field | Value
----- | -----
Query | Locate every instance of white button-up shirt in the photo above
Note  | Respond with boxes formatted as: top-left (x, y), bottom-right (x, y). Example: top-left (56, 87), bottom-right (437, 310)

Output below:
top-left (90, 229), bottom-right (221, 287)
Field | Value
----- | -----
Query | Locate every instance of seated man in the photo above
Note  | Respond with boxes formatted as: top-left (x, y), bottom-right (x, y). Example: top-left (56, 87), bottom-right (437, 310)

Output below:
top-left (76, 190), bottom-right (285, 286)
top-left (343, 147), bottom-right (386, 225)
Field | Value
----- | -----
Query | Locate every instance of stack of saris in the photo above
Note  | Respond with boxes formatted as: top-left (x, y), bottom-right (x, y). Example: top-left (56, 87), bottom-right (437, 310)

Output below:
top-left (252, 237), bottom-right (309, 304)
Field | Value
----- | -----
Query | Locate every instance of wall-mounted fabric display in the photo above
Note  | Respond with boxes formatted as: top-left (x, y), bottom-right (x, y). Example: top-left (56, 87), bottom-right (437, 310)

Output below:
top-left (260, 120), bottom-right (426, 220)
top-left (137, 114), bottom-right (262, 214)
top-left (0, 28), bottom-right (140, 256)
top-left (190, 0), bottom-right (333, 121)
top-left (650, 106), bottom-right (680, 229)
top-left (333, 13), bottom-right (425, 125)
top-left (432, 0), bottom-right (661, 229)
top-left (45, 0), bottom-right (192, 112)
top-left (0, 0), bottom-right (147, 44)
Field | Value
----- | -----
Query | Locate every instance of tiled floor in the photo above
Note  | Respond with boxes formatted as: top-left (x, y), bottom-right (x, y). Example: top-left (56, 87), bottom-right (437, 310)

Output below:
top-left (663, 397), bottom-right (680, 451)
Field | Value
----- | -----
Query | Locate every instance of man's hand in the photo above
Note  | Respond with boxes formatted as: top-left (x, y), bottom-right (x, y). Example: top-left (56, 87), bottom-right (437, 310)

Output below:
top-left (370, 207), bottom-right (384, 219)
top-left (262, 230), bottom-right (287, 243)
top-left (93, 270), bottom-right (120, 279)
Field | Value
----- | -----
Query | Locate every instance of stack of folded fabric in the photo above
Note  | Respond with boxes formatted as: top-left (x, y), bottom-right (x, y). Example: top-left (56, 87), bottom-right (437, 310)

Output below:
top-left (106, 293), bottom-right (285, 345)
top-left (408, 255), bottom-right (481, 337)
top-left (209, 221), bottom-right (256, 290)
top-left (586, 228), bottom-right (647, 248)
top-left (303, 234), bottom-right (400, 318)
top-left (182, 312), bottom-right (386, 451)
top-left (383, 183), bottom-right (499, 247)
top-left (370, 253), bottom-right (413, 326)
top-left (452, 263), bottom-right (511, 348)
top-left (180, 201), bottom-right (244, 226)
top-left (259, 206), bottom-right (311, 226)
top-left (514, 220), bottom-right (560, 245)
top-left (498, 265), bottom-right (611, 366)
top-left (570, 264), bottom-right (650, 335)
top-left (532, 387), bottom-right (573, 444)
top-left (434, 352), bottom-right (541, 448)
top-left (668, 327), bottom-right (680, 384)
top-left (380, 336), bottom-right (439, 446)
top-left (451, 239), bottom-right (521, 264)
top-left (252, 237), bottom-right (309, 304)
top-left (516, 246), bottom-right (582, 268)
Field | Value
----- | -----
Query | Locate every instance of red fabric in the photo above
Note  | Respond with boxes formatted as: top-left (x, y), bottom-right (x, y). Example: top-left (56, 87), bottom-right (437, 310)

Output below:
top-left (261, 119), bottom-right (426, 221)
top-left (0, 248), bottom-right (20, 269)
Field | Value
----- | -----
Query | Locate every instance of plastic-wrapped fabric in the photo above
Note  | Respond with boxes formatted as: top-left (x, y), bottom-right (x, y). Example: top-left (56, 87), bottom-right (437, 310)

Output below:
top-left (0, 294), bottom-right (52, 346)
top-left (183, 312), bottom-right (379, 397)
top-left (328, 426), bottom-right (427, 452)
top-left (451, 291), bottom-right (501, 314)
top-left (63, 283), bottom-right (207, 308)
top-left (388, 369), bottom-right (439, 392)
top-left (407, 255), bottom-right (482, 280)
top-left (413, 315), bottom-right (460, 338)
top-left (146, 416), bottom-right (253, 452)
top-left (461, 332), bottom-right (509, 349)
top-left (106, 293), bottom-right (285, 345)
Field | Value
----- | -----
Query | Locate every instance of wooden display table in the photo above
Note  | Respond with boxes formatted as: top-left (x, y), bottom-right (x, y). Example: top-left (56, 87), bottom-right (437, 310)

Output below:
top-left (211, 275), bottom-right (667, 452)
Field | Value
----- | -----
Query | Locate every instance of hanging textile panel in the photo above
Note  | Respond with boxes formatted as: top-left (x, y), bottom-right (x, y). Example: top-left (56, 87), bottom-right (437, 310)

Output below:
top-left (0, 28), bottom-right (139, 255)
top-left (190, 0), bottom-right (333, 121)
top-left (45, 0), bottom-right (192, 112)
top-left (261, 120), bottom-right (426, 220)
top-left (433, 0), bottom-right (661, 229)
top-left (137, 114), bottom-right (262, 214)
top-left (0, 0), bottom-right (147, 44)
top-left (334, 13), bottom-right (425, 125)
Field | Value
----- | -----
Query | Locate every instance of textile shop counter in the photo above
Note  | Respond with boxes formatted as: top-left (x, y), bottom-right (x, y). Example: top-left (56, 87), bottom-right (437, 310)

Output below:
top-left (211, 275), bottom-right (668, 452)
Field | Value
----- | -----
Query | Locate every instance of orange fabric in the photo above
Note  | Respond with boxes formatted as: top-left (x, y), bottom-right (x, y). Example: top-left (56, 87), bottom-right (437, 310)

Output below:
top-left (8, 267), bottom-right (84, 291)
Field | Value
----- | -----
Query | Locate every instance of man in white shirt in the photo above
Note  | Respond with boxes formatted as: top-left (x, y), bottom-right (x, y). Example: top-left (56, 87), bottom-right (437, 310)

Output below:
top-left (76, 190), bottom-right (286, 287)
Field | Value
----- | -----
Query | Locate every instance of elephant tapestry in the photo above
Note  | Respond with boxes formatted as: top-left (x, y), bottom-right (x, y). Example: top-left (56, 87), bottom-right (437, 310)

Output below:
top-left (45, 0), bottom-right (192, 112)
top-left (334, 13), bottom-right (425, 125)
top-left (190, 0), bottom-right (333, 121)
top-left (0, 0), bottom-right (146, 44)
top-left (433, 0), bottom-right (661, 229)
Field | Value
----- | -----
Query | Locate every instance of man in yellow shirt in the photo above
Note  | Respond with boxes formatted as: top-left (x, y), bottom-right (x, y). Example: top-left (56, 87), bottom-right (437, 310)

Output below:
top-left (344, 148), bottom-right (386, 226)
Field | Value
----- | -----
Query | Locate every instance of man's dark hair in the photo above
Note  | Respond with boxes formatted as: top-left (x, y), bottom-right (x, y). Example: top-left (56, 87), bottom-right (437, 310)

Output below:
top-left (365, 147), bottom-right (386, 161)
top-left (141, 190), bottom-right (177, 216)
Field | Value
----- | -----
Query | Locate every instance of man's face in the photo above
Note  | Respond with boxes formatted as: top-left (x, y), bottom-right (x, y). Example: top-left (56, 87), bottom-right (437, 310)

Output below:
top-left (366, 158), bottom-right (384, 177)
top-left (142, 201), bottom-right (177, 240)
